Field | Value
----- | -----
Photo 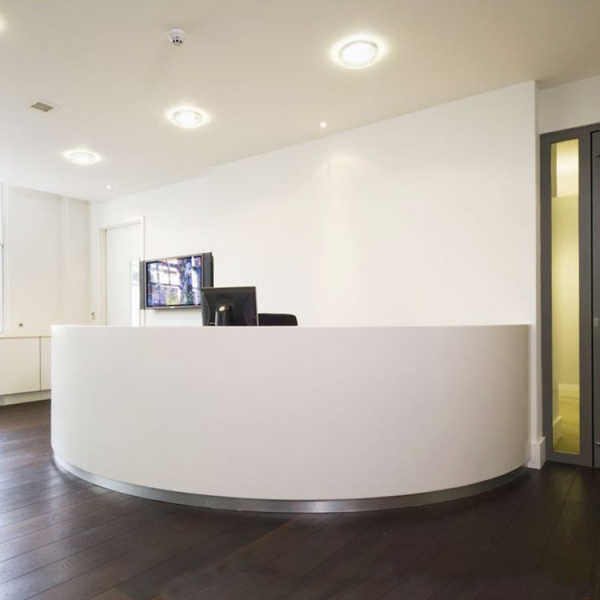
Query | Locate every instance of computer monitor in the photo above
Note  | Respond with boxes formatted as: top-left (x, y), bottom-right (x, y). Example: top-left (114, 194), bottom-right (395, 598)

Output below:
top-left (201, 287), bottom-right (258, 326)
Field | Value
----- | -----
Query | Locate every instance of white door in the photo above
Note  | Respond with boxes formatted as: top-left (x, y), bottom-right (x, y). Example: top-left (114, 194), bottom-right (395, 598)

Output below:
top-left (105, 224), bottom-right (142, 326)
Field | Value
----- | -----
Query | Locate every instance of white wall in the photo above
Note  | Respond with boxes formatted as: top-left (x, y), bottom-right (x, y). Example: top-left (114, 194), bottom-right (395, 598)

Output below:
top-left (2, 184), bottom-right (90, 336)
top-left (91, 81), bottom-right (541, 464)
top-left (59, 196), bottom-right (91, 327)
top-left (92, 81), bottom-right (537, 329)
top-left (538, 75), bottom-right (600, 134)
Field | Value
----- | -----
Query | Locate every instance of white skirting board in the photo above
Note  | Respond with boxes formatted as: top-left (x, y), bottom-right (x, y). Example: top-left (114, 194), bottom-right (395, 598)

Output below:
top-left (0, 390), bottom-right (51, 406)
top-left (527, 436), bottom-right (546, 469)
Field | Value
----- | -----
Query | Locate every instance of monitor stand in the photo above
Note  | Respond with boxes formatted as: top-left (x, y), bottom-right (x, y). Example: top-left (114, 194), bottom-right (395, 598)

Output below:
top-left (215, 304), bottom-right (233, 326)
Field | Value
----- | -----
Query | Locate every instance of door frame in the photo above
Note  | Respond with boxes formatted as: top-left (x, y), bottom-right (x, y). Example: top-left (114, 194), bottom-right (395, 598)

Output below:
top-left (541, 123), bottom-right (597, 466)
top-left (99, 218), bottom-right (145, 326)
top-left (591, 131), bottom-right (600, 466)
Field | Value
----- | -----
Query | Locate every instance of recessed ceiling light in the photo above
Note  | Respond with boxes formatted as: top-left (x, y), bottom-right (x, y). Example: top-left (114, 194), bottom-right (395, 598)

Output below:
top-left (167, 106), bottom-right (210, 129)
top-left (319, 121), bottom-right (328, 129)
top-left (64, 150), bottom-right (101, 166)
top-left (332, 35), bottom-right (387, 70)
top-left (106, 185), bottom-right (112, 190)
top-left (338, 39), bottom-right (379, 69)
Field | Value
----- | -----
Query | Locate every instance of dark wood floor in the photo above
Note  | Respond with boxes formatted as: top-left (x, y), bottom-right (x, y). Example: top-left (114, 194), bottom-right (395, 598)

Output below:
top-left (0, 402), bottom-right (598, 600)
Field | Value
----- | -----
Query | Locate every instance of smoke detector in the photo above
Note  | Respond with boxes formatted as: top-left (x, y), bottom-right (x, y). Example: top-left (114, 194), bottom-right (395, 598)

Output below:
top-left (167, 28), bottom-right (185, 46)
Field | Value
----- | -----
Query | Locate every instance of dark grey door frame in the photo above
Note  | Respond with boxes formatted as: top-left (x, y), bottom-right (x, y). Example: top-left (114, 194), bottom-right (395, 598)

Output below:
top-left (591, 131), bottom-right (600, 466)
top-left (540, 123), bottom-right (597, 467)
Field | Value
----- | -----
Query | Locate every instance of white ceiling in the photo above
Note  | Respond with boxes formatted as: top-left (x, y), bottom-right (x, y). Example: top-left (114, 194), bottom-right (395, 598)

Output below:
top-left (0, 0), bottom-right (599, 202)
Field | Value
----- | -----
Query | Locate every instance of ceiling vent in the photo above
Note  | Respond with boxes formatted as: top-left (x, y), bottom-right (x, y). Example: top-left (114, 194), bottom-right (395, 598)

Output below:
top-left (30, 101), bottom-right (56, 113)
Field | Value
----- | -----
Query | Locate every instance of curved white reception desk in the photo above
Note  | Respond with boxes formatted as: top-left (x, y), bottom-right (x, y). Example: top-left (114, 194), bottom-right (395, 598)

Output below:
top-left (51, 325), bottom-right (530, 512)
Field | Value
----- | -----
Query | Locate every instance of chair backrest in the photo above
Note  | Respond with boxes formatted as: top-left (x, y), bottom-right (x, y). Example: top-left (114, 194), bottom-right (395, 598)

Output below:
top-left (258, 313), bottom-right (298, 326)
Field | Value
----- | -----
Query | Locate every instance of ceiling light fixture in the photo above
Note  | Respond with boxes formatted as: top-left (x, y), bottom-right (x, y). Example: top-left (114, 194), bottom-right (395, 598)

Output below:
top-left (64, 149), bottom-right (101, 166)
top-left (167, 106), bottom-right (210, 129)
top-left (338, 40), bottom-right (379, 68)
top-left (319, 121), bottom-right (328, 129)
top-left (106, 185), bottom-right (112, 190)
top-left (332, 35), bottom-right (386, 70)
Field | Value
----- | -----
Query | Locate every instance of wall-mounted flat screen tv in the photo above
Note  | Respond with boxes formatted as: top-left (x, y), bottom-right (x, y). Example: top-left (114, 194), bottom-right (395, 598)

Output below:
top-left (142, 252), bottom-right (213, 309)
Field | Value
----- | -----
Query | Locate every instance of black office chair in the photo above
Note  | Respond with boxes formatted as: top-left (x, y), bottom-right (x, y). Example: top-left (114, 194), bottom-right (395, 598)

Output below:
top-left (258, 313), bottom-right (298, 326)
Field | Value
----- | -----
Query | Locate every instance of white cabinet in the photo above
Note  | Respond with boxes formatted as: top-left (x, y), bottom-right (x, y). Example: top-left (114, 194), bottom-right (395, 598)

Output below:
top-left (0, 336), bottom-right (51, 396)
top-left (41, 337), bottom-right (51, 390)
top-left (0, 338), bottom-right (41, 395)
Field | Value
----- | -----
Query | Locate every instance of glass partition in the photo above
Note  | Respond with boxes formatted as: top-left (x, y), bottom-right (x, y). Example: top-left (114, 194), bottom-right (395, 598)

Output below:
top-left (551, 139), bottom-right (580, 454)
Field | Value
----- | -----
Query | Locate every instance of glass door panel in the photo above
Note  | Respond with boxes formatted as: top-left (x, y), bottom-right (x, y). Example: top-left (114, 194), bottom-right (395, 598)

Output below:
top-left (550, 139), bottom-right (580, 454)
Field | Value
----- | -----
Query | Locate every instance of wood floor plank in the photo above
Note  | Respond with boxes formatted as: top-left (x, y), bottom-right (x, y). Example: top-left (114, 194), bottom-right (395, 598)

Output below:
top-left (1, 401), bottom-right (597, 600)
top-left (0, 472), bottom-right (85, 499)
top-left (347, 472), bottom-right (541, 600)
top-left (174, 513), bottom-right (387, 600)
top-left (0, 436), bottom-right (51, 455)
top-left (0, 503), bottom-right (172, 584)
top-left (0, 488), bottom-right (120, 544)
top-left (0, 449), bottom-right (53, 473)
top-left (0, 485), bottom-right (113, 528)
top-left (88, 591), bottom-right (132, 600)
top-left (0, 463), bottom-right (59, 486)
top-left (0, 509), bottom-right (193, 600)
top-left (117, 513), bottom-right (331, 600)
top-left (535, 467), bottom-right (600, 599)
top-left (418, 463), bottom-right (577, 600)
top-left (0, 433), bottom-right (49, 450)
top-left (0, 495), bottom-right (152, 562)
top-left (25, 513), bottom-right (287, 600)
top-left (0, 479), bottom-right (93, 515)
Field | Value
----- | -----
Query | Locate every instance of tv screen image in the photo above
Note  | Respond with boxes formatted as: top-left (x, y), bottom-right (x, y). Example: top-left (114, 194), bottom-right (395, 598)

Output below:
top-left (144, 253), bottom-right (213, 309)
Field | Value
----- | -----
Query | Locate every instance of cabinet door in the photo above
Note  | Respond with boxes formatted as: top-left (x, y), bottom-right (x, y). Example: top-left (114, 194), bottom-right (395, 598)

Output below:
top-left (0, 338), bottom-right (41, 395)
top-left (41, 337), bottom-right (51, 390)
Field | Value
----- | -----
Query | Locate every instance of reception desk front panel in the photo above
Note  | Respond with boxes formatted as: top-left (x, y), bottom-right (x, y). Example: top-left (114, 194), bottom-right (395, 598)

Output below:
top-left (51, 325), bottom-right (530, 510)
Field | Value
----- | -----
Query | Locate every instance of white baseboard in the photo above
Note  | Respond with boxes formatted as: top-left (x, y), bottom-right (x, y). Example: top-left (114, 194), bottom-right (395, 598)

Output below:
top-left (0, 390), bottom-right (51, 406)
top-left (527, 436), bottom-right (546, 469)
